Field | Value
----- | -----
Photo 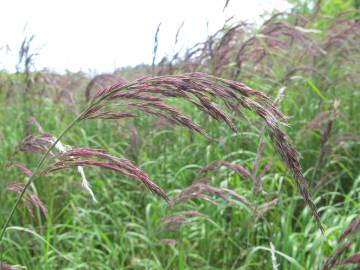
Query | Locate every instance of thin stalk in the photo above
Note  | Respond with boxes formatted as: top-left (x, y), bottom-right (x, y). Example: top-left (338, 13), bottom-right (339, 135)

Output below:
top-left (0, 112), bottom-right (84, 254)
top-left (0, 80), bottom-right (136, 259)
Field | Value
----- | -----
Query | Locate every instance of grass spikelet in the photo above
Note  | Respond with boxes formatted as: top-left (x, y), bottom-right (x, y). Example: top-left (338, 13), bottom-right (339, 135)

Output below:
top-left (7, 182), bottom-right (48, 217)
top-left (19, 134), bottom-right (55, 154)
top-left (85, 74), bottom-right (127, 101)
top-left (161, 211), bottom-right (206, 231)
top-left (176, 178), bottom-right (253, 210)
top-left (12, 163), bottom-right (33, 177)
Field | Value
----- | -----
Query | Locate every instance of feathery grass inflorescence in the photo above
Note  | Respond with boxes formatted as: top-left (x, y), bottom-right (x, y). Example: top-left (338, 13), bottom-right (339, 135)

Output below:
top-left (85, 74), bottom-right (127, 101)
top-left (42, 147), bottom-right (171, 205)
top-left (7, 183), bottom-right (48, 217)
top-left (160, 211), bottom-right (206, 231)
top-left (81, 72), bottom-right (322, 231)
top-left (175, 177), bottom-right (253, 210)
top-left (11, 163), bottom-right (32, 178)
top-left (18, 133), bottom-right (56, 154)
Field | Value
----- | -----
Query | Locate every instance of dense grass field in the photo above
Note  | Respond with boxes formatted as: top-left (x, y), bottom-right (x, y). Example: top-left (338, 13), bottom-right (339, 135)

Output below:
top-left (1, 1), bottom-right (360, 269)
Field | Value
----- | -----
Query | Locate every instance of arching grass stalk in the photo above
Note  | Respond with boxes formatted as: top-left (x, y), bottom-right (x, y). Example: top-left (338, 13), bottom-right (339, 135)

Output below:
top-left (0, 79), bottom-right (140, 249)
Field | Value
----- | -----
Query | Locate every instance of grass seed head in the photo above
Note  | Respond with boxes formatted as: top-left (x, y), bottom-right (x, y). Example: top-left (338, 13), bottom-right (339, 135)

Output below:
top-left (7, 183), bottom-right (48, 217)
top-left (42, 147), bottom-right (172, 205)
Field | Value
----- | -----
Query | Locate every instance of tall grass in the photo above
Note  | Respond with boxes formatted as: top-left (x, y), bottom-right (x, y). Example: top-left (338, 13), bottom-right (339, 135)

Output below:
top-left (0, 4), bottom-right (359, 269)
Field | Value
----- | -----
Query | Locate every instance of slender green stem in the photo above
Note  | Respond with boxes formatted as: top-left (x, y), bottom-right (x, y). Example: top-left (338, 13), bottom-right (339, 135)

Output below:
top-left (0, 80), bottom-right (142, 265)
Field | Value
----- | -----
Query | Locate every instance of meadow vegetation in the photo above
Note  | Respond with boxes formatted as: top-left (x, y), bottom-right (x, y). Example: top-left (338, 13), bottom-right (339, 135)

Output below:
top-left (0, 1), bottom-right (359, 269)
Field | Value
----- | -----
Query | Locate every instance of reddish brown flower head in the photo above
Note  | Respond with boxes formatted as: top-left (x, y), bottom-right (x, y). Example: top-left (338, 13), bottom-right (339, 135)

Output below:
top-left (77, 73), bottom-right (323, 231)
top-left (42, 147), bottom-right (171, 205)
top-left (7, 182), bottom-right (48, 217)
